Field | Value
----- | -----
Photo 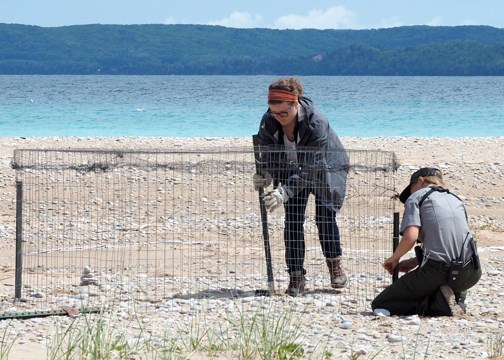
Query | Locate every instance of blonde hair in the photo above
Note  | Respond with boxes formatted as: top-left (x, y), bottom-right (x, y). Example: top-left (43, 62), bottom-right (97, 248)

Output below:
top-left (422, 175), bottom-right (446, 189)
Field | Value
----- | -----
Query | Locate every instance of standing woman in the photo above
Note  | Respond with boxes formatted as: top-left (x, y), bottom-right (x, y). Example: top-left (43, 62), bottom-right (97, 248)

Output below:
top-left (253, 77), bottom-right (349, 296)
top-left (372, 167), bottom-right (481, 316)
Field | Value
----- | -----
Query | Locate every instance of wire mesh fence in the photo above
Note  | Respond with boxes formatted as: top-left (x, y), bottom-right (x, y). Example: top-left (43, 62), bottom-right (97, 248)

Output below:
top-left (10, 146), bottom-right (397, 314)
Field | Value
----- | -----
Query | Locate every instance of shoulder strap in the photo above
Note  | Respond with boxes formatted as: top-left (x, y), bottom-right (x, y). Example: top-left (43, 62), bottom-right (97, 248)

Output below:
top-left (418, 186), bottom-right (468, 222)
top-left (418, 187), bottom-right (440, 208)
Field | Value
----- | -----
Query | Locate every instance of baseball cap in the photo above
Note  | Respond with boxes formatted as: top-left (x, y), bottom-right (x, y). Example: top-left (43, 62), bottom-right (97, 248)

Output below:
top-left (399, 167), bottom-right (443, 203)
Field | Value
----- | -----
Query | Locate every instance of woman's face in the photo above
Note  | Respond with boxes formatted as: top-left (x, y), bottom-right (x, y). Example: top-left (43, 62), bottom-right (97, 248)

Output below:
top-left (268, 102), bottom-right (298, 126)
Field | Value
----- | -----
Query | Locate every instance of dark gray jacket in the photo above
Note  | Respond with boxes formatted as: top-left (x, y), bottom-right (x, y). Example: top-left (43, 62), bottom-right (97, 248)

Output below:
top-left (256, 96), bottom-right (348, 211)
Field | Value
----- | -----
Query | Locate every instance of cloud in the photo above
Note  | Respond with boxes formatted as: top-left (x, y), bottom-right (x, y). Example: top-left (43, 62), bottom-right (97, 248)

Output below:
top-left (273, 6), bottom-right (359, 30)
top-left (207, 11), bottom-right (263, 28)
top-left (164, 17), bottom-right (178, 25)
top-left (426, 16), bottom-right (444, 26)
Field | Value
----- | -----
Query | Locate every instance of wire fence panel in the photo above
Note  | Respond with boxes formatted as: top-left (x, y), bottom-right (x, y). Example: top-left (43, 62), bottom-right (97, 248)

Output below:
top-left (11, 147), bottom-right (397, 314)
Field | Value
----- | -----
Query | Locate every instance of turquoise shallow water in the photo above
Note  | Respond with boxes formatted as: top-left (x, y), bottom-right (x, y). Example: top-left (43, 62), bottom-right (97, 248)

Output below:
top-left (0, 75), bottom-right (503, 137)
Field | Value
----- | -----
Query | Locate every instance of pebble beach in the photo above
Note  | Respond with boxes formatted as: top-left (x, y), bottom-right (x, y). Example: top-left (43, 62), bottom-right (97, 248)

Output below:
top-left (0, 136), bottom-right (503, 359)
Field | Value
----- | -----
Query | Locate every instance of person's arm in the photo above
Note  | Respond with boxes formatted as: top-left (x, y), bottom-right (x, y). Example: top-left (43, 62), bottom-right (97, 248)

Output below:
top-left (383, 225), bottom-right (419, 275)
top-left (257, 113), bottom-right (278, 146)
top-left (256, 114), bottom-right (283, 183)
top-left (398, 257), bottom-right (419, 273)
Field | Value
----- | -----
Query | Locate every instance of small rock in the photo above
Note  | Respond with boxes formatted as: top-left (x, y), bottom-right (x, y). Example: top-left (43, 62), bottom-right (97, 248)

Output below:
top-left (29, 291), bottom-right (44, 299)
top-left (387, 334), bottom-right (403, 343)
top-left (340, 321), bottom-right (352, 329)
top-left (373, 308), bottom-right (391, 317)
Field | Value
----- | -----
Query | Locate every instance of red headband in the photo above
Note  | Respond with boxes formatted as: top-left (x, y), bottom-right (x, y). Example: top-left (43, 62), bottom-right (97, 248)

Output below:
top-left (268, 89), bottom-right (298, 102)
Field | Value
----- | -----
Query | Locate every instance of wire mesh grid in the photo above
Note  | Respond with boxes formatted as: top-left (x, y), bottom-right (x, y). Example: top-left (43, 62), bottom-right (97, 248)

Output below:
top-left (10, 146), bottom-right (397, 314)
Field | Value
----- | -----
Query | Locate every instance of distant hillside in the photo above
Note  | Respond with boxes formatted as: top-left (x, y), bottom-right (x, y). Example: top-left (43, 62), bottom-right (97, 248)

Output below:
top-left (0, 23), bottom-right (503, 75)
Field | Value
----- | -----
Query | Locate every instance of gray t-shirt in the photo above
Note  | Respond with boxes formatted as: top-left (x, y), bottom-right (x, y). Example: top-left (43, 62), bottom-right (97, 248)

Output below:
top-left (400, 186), bottom-right (472, 263)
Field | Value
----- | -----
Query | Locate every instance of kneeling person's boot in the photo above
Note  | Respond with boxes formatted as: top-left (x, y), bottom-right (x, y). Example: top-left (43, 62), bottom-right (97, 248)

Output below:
top-left (440, 285), bottom-right (465, 316)
top-left (286, 271), bottom-right (305, 297)
top-left (326, 256), bottom-right (347, 288)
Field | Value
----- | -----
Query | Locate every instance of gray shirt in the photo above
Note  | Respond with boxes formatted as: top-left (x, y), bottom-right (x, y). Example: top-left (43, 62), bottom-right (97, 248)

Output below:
top-left (400, 186), bottom-right (472, 263)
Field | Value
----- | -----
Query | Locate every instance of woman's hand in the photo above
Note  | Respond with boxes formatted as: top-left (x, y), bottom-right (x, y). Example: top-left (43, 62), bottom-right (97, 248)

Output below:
top-left (382, 225), bottom-right (420, 275)
top-left (253, 171), bottom-right (272, 191)
top-left (264, 186), bottom-right (289, 212)
top-left (383, 257), bottom-right (399, 275)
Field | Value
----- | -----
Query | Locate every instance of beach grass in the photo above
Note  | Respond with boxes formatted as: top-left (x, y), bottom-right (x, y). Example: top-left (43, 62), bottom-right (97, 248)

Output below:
top-left (0, 320), bottom-right (18, 360)
top-left (38, 303), bottom-right (469, 359)
top-left (43, 304), bottom-right (323, 359)
top-left (488, 332), bottom-right (504, 359)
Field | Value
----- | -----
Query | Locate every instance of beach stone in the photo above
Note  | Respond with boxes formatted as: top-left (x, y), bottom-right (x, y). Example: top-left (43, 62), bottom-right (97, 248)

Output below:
top-left (80, 266), bottom-right (99, 285)
top-left (71, 293), bottom-right (88, 299)
top-left (80, 275), bottom-right (99, 285)
top-left (403, 315), bottom-right (421, 325)
top-left (387, 334), bottom-right (403, 343)
top-left (340, 321), bottom-right (352, 329)
top-left (373, 308), bottom-right (391, 316)
top-left (29, 292), bottom-right (44, 299)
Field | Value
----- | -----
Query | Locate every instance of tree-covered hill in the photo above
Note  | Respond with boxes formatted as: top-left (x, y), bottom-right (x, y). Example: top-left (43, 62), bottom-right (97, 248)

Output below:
top-left (0, 23), bottom-right (503, 75)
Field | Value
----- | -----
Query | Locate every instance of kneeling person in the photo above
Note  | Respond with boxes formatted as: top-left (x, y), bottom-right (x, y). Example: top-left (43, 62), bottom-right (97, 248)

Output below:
top-left (372, 167), bottom-right (481, 316)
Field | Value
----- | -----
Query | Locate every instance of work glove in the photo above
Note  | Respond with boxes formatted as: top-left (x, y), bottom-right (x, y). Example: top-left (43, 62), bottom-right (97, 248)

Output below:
top-left (264, 186), bottom-right (289, 212)
top-left (253, 171), bottom-right (272, 191)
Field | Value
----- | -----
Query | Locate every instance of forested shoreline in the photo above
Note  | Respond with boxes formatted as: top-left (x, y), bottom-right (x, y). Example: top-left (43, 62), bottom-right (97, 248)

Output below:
top-left (1, 23), bottom-right (503, 75)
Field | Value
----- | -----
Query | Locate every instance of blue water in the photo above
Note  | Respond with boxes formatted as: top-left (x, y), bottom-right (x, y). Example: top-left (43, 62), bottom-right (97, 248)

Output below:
top-left (0, 75), bottom-right (503, 137)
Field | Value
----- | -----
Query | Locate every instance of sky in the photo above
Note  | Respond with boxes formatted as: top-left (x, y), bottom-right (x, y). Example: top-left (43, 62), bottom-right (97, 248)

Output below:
top-left (1, 0), bottom-right (503, 30)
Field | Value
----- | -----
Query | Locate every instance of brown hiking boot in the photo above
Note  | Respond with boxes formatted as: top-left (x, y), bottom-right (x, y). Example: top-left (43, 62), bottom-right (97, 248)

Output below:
top-left (286, 271), bottom-right (305, 297)
top-left (440, 285), bottom-right (465, 316)
top-left (326, 256), bottom-right (347, 288)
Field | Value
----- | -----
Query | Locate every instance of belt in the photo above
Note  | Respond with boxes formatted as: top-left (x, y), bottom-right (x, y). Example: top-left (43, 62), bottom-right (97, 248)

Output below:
top-left (426, 258), bottom-right (473, 272)
top-left (426, 259), bottom-right (451, 272)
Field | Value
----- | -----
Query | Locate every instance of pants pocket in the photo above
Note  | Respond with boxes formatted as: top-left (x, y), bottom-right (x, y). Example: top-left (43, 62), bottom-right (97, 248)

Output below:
top-left (452, 267), bottom-right (482, 293)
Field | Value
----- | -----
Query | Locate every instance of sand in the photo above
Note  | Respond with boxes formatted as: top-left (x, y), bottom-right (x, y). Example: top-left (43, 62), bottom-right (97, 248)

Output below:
top-left (0, 136), bottom-right (503, 359)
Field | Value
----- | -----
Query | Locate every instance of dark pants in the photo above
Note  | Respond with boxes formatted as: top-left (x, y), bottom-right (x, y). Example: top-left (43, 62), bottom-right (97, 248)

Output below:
top-left (284, 188), bottom-right (341, 274)
top-left (371, 259), bottom-right (481, 316)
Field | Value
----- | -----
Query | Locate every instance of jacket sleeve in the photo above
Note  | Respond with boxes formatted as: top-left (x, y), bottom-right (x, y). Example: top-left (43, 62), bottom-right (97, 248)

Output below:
top-left (255, 113), bottom-right (285, 186)
top-left (257, 113), bottom-right (274, 145)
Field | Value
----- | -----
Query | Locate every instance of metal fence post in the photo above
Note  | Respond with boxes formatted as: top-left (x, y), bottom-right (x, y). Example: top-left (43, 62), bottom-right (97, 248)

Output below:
top-left (15, 180), bottom-right (23, 299)
top-left (392, 212), bottom-right (400, 282)
top-left (252, 135), bottom-right (275, 295)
